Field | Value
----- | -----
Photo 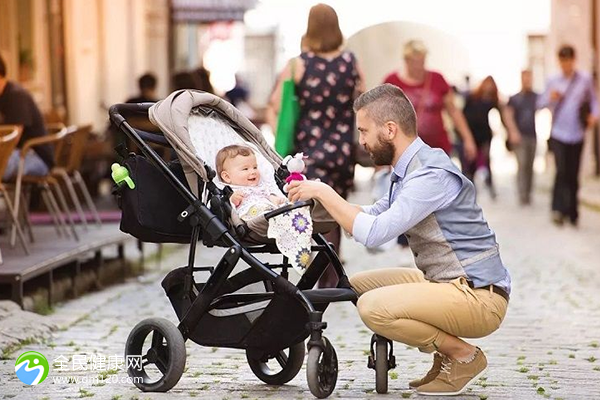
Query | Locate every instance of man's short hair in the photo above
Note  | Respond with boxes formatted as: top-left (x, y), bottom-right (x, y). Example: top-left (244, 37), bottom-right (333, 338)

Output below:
top-left (353, 83), bottom-right (417, 137)
top-left (138, 73), bottom-right (157, 91)
top-left (0, 54), bottom-right (6, 78)
top-left (216, 144), bottom-right (254, 178)
top-left (558, 45), bottom-right (576, 59)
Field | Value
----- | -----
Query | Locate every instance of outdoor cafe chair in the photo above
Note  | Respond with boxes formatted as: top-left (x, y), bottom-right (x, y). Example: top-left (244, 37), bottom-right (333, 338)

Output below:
top-left (0, 125), bottom-right (30, 256)
top-left (11, 124), bottom-right (79, 244)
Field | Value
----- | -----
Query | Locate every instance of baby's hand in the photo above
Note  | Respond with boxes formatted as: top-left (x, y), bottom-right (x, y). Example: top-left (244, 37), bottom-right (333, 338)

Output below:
top-left (270, 194), bottom-right (287, 206)
top-left (230, 192), bottom-right (245, 207)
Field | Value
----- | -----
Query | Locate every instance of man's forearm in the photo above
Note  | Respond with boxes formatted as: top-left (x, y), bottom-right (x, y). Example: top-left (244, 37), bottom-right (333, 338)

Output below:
top-left (317, 187), bottom-right (362, 234)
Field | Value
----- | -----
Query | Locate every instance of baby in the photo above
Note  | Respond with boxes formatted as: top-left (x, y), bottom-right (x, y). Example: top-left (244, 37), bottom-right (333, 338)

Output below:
top-left (216, 145), bottom-right (287, 221)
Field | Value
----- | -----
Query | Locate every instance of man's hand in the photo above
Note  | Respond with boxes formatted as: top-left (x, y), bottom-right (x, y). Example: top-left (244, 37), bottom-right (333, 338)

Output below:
top-left (287, 180), bottom-right (331, 203)
top-left (550, 90), bottom-right (562, 102)
top-left (230, 191), bottom-right (244, 207)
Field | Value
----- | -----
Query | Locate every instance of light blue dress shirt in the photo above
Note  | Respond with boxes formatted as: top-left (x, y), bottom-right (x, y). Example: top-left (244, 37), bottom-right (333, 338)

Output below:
top-left (537, 71), bottom-right (599, 144)
top-left (353, 138), bottom-right (462, 248)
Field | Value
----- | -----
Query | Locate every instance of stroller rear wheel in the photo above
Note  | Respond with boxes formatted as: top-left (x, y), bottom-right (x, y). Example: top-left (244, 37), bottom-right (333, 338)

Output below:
top-left (125, 317), bottom-right (186, 392)
top-left (246, 342), bottom-right (305, 385)
top-left (307, 336), bottom-right (338, 399)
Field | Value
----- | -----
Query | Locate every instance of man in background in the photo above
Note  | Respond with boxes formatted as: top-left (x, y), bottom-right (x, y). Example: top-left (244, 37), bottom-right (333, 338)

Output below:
top-left (0, 54), bottom-right (53, 180)
top-left (126, 73), bottom-right (158, 104)
top-left (538, 45), bottom-right (598, 226)
top-left (506, 70), bottom-right (538, 206)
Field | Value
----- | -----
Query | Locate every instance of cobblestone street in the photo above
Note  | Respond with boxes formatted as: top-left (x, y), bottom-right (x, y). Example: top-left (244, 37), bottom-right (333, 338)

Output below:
top-left (1, 170), bottom-right (600, 400)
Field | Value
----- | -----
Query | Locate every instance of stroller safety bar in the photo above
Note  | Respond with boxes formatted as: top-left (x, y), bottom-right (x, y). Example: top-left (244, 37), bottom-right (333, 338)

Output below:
top-left (264, 199), bottom-right (315, 220)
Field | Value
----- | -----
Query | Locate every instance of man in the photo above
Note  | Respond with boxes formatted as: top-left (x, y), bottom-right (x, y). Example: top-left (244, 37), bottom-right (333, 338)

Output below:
top-left (288, 84), bottom-right (510, 396)
top-left (0, 55), bottom-right (53, 180)
top-left (126, 73), bottom-right (158, 104)
top-left (506, 70), bottom-right (539, 205)
top-left (538, 45), bottom-right (598, 226)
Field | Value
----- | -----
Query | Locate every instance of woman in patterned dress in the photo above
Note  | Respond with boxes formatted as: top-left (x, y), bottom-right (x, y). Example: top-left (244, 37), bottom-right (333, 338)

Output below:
top-left (268, 3), bottom-right (365, 287)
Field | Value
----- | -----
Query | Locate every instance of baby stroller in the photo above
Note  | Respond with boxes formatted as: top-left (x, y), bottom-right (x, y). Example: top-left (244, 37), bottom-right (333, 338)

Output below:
top-left (109, 90), bottom-right (396, 398)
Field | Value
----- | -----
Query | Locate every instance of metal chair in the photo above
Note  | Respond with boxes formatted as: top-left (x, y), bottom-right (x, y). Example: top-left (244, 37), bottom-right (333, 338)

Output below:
top-left (52, 124), bottom-right (101, 228)
top-left (12, 125), bottom-right (79, 243)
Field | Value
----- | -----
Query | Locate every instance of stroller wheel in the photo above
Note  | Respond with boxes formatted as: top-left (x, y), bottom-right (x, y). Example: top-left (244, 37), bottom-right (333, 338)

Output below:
top-left (246, 342), bottom-right (305, 385)
top-left (125, 317), bottom-right (186, 392)
top-left (375, 336), bottom-right (388, 394)
top-left (307, 336), bottom-right (338, 399)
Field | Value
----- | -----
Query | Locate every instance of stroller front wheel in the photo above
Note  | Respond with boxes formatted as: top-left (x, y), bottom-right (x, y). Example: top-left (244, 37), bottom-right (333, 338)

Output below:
top-left (246, 341), bottom-right (305, 385)
top-left (375, 335), bottom-right (389, 394)
top-left (306, 336), bottom-right (338, 399)
top-left (124, 317), bottom-right (186, 392)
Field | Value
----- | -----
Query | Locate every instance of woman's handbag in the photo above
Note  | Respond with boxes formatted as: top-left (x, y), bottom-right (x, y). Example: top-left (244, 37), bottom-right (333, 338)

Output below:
top-left (274, 59), bottom-right (300, 157)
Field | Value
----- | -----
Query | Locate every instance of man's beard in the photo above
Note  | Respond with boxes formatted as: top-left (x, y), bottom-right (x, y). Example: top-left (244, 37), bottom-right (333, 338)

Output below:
top-left (367, 134), bottom-right (395, 166)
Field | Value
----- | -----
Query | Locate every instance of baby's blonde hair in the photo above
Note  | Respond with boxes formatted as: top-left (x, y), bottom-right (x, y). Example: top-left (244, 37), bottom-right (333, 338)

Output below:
top-left (216, 145), bottom-right (254, 178)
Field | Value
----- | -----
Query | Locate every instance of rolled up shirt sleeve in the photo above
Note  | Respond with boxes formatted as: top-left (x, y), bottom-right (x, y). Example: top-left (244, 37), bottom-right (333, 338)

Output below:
top-left (361, 195), bottom-right (389, 215)
top-left (353, 168), bottom-right (462, 248)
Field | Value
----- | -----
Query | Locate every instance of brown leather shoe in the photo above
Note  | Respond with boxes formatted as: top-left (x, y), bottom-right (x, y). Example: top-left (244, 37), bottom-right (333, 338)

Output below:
top-left (416, 348), bottom-right (487, 396)
top-left (408, 352), bottom-right (444, 389)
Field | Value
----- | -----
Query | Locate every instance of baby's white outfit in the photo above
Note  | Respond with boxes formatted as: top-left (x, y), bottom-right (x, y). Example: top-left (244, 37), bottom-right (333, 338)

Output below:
top-left (230, 182), bottom-right (286, 222)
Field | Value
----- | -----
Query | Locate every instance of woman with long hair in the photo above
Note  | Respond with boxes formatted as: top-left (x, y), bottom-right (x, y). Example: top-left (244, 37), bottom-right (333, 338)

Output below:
top-left (462, 75), bottom-right (503, 199)
top-left (267, 3), bottom-right (365, 287)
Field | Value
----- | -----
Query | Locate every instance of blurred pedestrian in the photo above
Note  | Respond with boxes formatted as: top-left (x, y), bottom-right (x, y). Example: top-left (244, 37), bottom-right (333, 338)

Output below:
top-left (461, 76), bottom-right (506, 199)
top-left (0, 55), bottom-right (53, 180)
top-left (267, 3), bottom-right (365, 287)
top-left (193, 66), bottom-right (215, 94)
top-left (225, 74), bottom-right (249, 107)
top-left (383, 40), bottom-right (477, 160)
top-left (126, 73), bottom-right (158, 103)
top-left (538, 45), bottom-right (598, 226)
top-left (172, 71), bottom-right (198, 91)
top-left (505, 70), bottom-right (539, 205)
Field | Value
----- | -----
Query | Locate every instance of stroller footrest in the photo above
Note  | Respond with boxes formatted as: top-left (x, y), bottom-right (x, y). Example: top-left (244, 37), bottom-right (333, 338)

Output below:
top-left (301, 288), bottom-right (357, 304)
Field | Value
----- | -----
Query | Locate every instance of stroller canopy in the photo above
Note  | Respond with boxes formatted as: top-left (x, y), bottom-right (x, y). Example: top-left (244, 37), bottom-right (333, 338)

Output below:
top-left (149, 90), bottom-right (282, 195)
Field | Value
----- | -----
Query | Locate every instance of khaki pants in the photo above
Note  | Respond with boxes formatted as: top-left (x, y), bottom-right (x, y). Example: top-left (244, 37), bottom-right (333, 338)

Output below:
top-left (350, 268), bottom-right (508, 353)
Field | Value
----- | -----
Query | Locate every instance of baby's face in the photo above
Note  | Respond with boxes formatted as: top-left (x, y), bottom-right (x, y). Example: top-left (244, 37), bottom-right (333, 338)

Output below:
top-left (221, 154), bottom-right (261, 186)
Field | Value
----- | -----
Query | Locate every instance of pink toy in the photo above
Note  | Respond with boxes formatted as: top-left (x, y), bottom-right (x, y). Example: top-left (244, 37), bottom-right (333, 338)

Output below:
top-left (283, 153), bottom-right (307, 192)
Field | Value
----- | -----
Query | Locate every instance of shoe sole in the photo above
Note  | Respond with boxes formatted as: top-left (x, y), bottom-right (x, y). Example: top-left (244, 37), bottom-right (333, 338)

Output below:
top-left (416, 366), bottom-right (487, 396)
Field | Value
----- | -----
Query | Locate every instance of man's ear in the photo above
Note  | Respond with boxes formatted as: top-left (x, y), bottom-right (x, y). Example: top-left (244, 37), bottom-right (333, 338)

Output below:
top-left (386, 121), bottom-right (399, 140)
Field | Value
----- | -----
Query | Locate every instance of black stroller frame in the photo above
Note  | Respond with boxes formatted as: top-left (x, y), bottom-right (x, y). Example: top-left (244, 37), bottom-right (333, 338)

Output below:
top-left (109, 102), bottom-right (397, 398)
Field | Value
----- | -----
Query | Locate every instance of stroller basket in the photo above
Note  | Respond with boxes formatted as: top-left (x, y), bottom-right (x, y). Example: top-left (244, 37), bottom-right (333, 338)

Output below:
top-left (162, 267), bottom-right (308, 352)
top-left (115, 153), bottom-right (194, 243)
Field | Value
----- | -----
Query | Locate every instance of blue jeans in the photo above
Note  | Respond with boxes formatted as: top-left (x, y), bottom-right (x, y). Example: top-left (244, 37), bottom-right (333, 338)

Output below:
top-left (2, 150), bottom-right (49, 180)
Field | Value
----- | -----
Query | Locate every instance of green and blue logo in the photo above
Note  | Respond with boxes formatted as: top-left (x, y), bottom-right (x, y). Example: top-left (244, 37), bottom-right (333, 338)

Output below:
top-left (14, 351), bottom-right (49, 385)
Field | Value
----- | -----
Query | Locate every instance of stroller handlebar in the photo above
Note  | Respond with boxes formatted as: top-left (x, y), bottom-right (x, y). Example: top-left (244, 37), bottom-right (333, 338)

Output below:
top-left (109, 103), bottom-right (154, 127)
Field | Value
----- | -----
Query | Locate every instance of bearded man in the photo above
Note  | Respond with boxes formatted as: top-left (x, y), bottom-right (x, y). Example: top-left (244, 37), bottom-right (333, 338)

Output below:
top-left (287, 83), bottom-right (511, 396)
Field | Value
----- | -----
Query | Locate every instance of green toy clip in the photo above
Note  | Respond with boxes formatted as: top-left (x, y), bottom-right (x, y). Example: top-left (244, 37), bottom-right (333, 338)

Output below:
top-left (111, 163), bottom-right (135, 189)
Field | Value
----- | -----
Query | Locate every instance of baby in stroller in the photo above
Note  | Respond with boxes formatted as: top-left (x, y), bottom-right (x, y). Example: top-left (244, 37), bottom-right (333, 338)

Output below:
top-left (216, 144), bottom-right (287, 221)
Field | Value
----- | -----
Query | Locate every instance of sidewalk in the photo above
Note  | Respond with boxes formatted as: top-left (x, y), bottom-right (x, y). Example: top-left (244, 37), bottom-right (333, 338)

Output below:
top-left (1, 171), bottom-right (600, 399)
